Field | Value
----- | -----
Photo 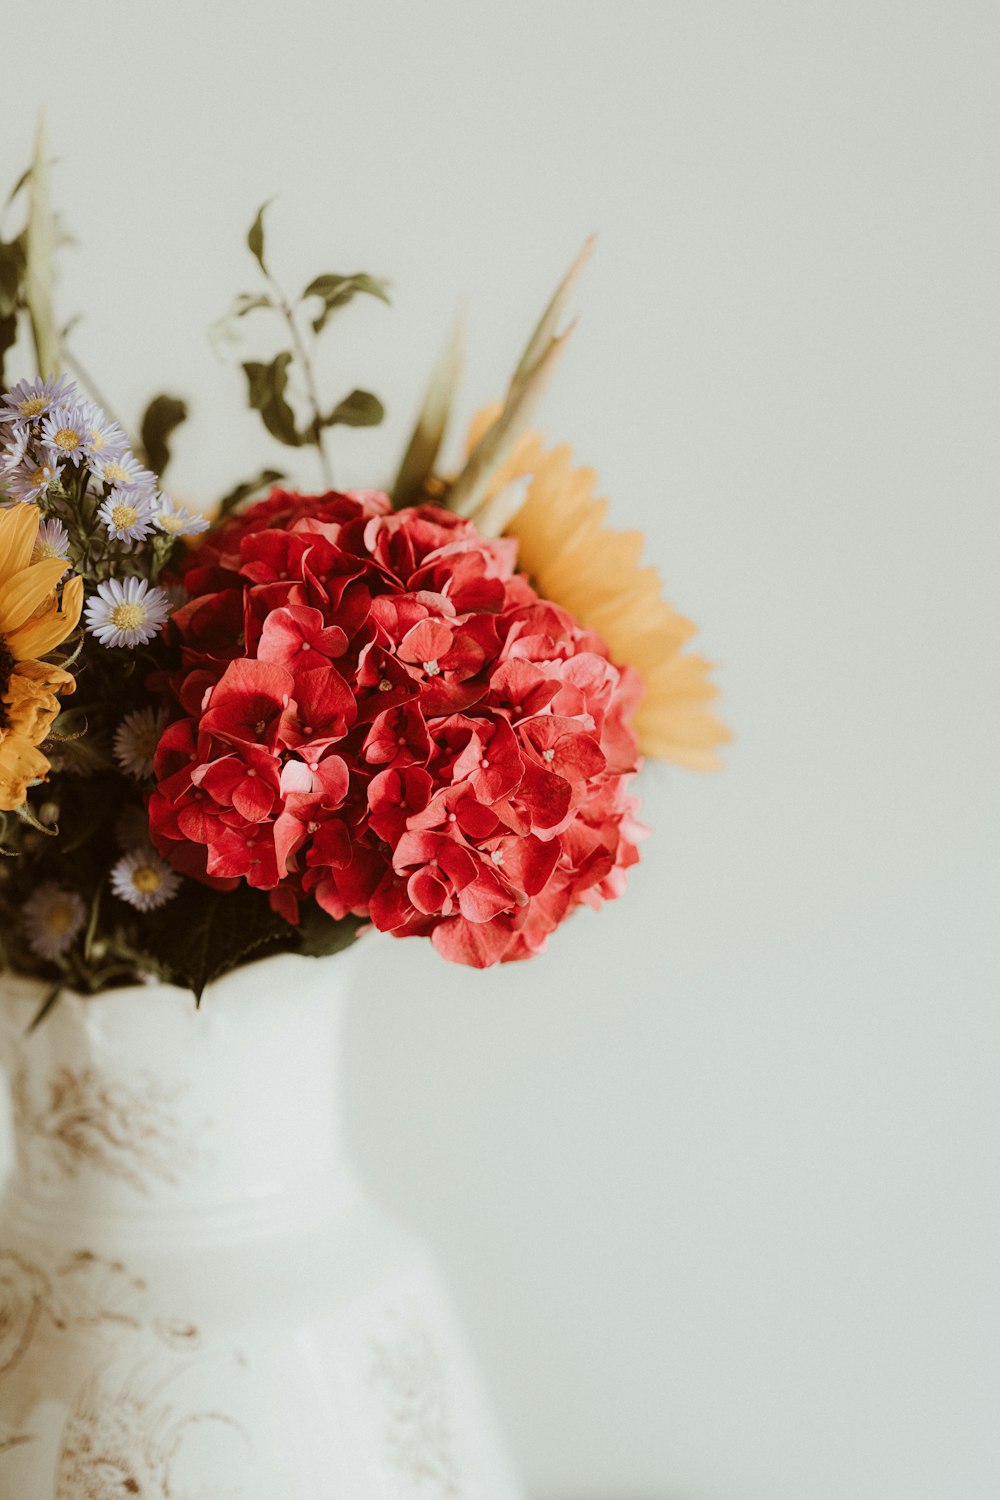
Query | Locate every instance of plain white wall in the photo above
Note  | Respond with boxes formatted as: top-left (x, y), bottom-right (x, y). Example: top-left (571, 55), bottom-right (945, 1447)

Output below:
top-left (4, 3), bottom-right (999, 1496)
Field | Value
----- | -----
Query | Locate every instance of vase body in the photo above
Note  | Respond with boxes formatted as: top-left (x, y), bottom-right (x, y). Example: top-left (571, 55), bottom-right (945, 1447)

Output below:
top-left (0, 951), bottom-right (522, 1500)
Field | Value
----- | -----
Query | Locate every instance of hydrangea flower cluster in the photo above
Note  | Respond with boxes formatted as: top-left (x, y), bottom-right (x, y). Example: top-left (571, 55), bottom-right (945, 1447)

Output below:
top-left (148, 490), bottom-right (646, 967)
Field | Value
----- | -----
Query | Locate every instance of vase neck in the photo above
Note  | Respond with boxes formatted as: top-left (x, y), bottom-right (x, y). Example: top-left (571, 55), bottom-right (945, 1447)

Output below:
top-left (0, 952), bottom-right (359, 1244)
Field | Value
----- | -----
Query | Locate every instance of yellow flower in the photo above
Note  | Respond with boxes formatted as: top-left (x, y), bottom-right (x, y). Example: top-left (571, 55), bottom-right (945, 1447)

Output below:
top-left (0, 505), bottom-right (82, 811)
top-left (461, 407), bottom-right (730, 769)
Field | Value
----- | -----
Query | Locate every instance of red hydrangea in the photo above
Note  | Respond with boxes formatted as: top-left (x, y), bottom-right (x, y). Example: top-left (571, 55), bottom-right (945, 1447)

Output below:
top-left (148, 489), bottom-right (646, 967)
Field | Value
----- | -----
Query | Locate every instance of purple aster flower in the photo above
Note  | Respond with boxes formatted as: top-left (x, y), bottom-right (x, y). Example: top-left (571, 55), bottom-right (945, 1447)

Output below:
top-left (77, 400), bottom-right (128, 461)
top-left (154, 495), bottom-right (210, 537)
top-left (84, 576), bottom-right (171, 649)
top-left (91, 450), bottom-right (157, 492)
top-left (31, 517), bottom-right (71, 571)
top-left (40, 403), bottom-right (91, 466)
top-left (4, 458), bottom-right (58, 503)
top-left (21, 882), bottom-right (86, 960)
top-left (98, 488), bottom-right (157, 544)
top-left (0, 374), bottom-right (75, 428)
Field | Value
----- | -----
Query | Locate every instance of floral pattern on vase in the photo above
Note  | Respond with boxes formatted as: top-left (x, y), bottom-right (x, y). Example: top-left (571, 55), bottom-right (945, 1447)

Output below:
top-left (369, 1303), bottom-right (462, 1497)
top-left (11, 1063), bottom-right (204, 1195)
top-left (56, 1364), bottom-right (253, 1500)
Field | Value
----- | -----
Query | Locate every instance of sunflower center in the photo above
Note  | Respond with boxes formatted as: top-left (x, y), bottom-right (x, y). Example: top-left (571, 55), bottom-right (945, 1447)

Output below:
top-left (110, 602), bottom-right (146, 632)
top-left (111, 503), bottom-right (139, 530)
top-left (53, 427), bottom-right (80, 452)
top-left (17, 396), bottom-right (47, 419)
top-left (131, 864), bottom-right (162, 895)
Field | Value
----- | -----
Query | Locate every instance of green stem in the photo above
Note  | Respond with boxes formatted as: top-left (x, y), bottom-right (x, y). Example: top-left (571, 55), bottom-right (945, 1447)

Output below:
top-left (267, 272), bottom-right (333, 488)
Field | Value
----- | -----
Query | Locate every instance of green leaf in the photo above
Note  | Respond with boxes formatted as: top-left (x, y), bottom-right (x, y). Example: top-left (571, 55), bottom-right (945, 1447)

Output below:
top-left (26, 982), bottom-right (63, 1034)
top-left (25, 111), bottom-right (60, 377)
top-left (324, 388), bottom-right (384, 429)
top-left (242, 352), bottom-right (304, 447)
top-left (231, 292), bottom-right (272, 318)
top-left (0, 238), bottom-right (24, 317)
top-left (295, 905), bottom-right (362, 959)
top-left (5, 164), bottom-right (31, 210)
top-left (140, 393), bottom-right (188, 478)
top-left (216, 467), bottom-right (285, 518)
top-left (247, 199), bottom-right (273, 276)
top-left (302, 272), bottom-right (390, 335)
top-left (391, 316), bottom-right (463, 509)
top-left (0, 313), bottom-right (17, 389)
top-left (144, 883), bottom-right (288, 1003)
top-left (445, 238), bottom-right (593, 520)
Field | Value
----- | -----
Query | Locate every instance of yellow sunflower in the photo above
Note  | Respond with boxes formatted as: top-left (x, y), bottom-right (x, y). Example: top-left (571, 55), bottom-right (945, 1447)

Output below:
top-left (0, 505), bottom-right (83, 810)
top-left (460, 406), bottom-right (730, 769)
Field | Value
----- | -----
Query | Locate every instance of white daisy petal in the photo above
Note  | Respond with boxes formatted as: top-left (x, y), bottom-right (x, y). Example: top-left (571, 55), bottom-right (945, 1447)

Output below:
top-left (110, 847), bottom-right (181, 912)
top-left (84, 576), bottom-right (172, 650)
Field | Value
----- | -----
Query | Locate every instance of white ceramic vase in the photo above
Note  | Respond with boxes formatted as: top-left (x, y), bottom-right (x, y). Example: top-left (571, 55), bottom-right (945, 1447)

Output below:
top-left (0, 950), bottom-right (523, 1499)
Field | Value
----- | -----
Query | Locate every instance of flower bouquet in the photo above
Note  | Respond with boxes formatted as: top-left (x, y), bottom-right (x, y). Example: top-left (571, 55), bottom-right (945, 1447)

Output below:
top-left (0, 129), bottom-right (727, 1495)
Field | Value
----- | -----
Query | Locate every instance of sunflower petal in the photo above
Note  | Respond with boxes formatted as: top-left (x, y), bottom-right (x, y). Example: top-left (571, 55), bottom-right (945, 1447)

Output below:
top-left (6, 576), bottom-right (82, 660)
top-left (0, 504), bottom-right (42, 585)
top-left (456, 409), bottom-right (729, 767)
top-left (0, 558), bottom-right (67, 635)
top-left (0, 731), bottom-right (50, 811)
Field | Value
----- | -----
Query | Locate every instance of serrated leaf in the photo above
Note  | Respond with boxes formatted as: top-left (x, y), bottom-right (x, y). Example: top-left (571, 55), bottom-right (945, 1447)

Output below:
top-left (295, 905), bottom-right (361, 959)
top-left (247, 199), bottom-right (273, 276)
top-left (324, 388), bottom-right (384, 429)
top-left (140, 393), bottom-right (188, 478)
top-left (144, 883), bottom-right (288, 1003)
top-left (392, 315), bottom-right (463, 509)
top-left (216, 467), bottom-right (285, 518)
top-left (302, 272), bottom-right (390, 335)
top-left (242, 352), bottom-right (304, 447)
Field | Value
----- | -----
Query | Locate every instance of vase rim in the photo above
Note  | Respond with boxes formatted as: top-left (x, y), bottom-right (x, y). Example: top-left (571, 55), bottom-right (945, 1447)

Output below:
top-left (0, 941), bottom-right (363, 1013)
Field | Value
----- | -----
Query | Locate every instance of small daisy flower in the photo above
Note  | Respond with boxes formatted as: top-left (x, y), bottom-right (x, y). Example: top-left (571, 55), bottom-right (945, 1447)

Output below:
top-left (31, 517), bottom-right (71, 570)
top-left (4, 458), bottom-right (58, 504)
top-left (113, 704), bottom-right (170, 779)
top-left (21, 882), bottom-right (86, 960)
top-left (91, 450), bottom-right (157, 492)
top-left (77, 400), bottom-right (128, 460)
top-left (98, 488), bottom-right (156, 544)
top-left (84, 576), bottom-right (172, 649)
top-left (153, 495), bottom-right (210, 537)
top-left (110, 846), bottom-right (181, 912)
top-left (40, 404), bottom-right (91, 466)
top-left (0, 374), bottom-right (75, 428)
